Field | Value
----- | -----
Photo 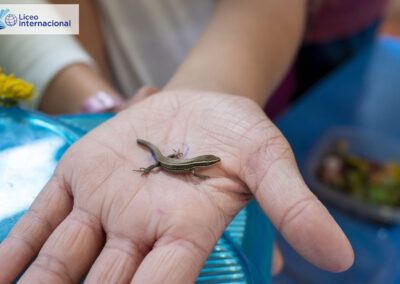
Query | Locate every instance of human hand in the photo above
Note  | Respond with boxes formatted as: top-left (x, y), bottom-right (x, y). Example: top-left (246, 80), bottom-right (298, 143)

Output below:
top-left (0, 90), bottom-right (353, 283)
top-left (118, 85), bottom-right (160, 111)
top-left (114, 85), bottom-right (291, 276)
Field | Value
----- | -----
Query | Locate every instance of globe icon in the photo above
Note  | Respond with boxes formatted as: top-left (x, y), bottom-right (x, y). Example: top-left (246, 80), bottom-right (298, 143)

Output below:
top-left (5, 14), bottom-right (17, 27)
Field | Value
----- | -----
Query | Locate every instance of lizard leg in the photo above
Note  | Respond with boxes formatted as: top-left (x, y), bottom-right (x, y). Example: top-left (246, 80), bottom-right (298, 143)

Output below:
top-left (191, 169), bottom-right (209, 179)
top-left (168, 149), bottom-right (183, 159)
top-left (133, 162), bottom-right (160, 175)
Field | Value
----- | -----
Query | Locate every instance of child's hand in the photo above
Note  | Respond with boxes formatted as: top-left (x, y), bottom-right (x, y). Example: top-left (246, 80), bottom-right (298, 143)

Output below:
top-left (0, 91), bottom-right (353, 283)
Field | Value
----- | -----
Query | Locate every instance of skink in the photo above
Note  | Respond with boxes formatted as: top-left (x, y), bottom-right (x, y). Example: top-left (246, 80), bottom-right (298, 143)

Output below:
top-left (135, 139), bottom-right (221, 179)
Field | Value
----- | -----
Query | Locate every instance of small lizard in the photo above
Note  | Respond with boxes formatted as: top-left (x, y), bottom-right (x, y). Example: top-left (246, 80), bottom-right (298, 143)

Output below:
top-left (134, 139), bottom-right (221, 179)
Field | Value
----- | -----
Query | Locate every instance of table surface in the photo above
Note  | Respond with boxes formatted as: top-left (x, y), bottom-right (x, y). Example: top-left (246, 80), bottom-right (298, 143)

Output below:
top-left (273, 36), bottom-right (400, 284)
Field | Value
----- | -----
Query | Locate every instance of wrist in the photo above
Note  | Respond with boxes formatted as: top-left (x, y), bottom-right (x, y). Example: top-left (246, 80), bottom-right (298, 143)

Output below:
top-left (39, 63), bottom-right (124, 114)
top-left (79, 91), bottom-right (125, 113)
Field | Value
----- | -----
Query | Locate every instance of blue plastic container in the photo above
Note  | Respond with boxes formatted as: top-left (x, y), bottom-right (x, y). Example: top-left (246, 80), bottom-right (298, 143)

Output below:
top-left (356, 36), bottom-right (400, 140)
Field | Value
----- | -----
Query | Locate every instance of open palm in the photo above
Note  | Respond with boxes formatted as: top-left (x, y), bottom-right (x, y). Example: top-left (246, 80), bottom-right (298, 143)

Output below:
top-left (0, 91), bottom-right (353, 283)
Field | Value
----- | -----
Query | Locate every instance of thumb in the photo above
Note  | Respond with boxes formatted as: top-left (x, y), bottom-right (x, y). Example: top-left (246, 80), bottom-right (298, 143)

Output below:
top-left (239, 125), bottom-right (353, 272)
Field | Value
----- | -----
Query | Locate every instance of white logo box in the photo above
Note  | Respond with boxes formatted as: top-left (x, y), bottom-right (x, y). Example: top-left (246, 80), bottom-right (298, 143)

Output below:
top-left (0, 4), bottom-right (78, 35)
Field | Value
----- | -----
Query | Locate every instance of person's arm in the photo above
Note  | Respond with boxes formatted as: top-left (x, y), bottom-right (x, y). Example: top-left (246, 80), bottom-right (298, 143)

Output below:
top-left (0, 33), bottom-right (97, 112)
top-left (38, 63), bottom-right (122, 114)
top-left (0, 33), bottom-right (124, 114)
top-left (166, 0), bottom-right (307, 107)
top-left (0, 0), bottom-right (124, 114)
top-left (39, 0), bottom-right (124, 114)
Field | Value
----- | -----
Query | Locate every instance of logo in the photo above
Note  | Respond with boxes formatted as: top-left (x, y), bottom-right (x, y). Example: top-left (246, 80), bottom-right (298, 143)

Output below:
top-left (5, 13), bottom-right (17, 27)
top-left (0, 4), bottom-right (78, 35)
top-left (0, 8), bottom-right (10, 29)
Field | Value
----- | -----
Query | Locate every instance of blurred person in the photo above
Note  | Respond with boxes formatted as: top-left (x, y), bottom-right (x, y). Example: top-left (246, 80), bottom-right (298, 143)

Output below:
top-left (1, 0), bottom-right (391, 115)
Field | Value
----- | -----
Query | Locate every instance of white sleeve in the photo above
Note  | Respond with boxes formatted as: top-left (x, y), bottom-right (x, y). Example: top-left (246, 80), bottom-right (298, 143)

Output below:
top-left (0, 0), bottom-right (96, 109)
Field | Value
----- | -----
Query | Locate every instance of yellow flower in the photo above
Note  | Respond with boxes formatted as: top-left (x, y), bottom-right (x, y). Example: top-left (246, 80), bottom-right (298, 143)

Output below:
top-left (0, 68), bottom-right (34, 107)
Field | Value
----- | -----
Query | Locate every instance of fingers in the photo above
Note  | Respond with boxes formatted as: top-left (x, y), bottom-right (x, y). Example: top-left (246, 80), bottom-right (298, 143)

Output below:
top-left (18, 208), bottom-right (104, 284)
top-left (121, 85), bottom-right (160, 110)
top-left (271, 243), bottom-right (283, 276)
top-left (84, 235), bottom-right (148, 284)
top-left (135, 85), bottom-right (160, 98)
top-left (0, 176), bottom-right (73, 284)
top-left (241, 131), bottom-right (354, 272)
top-left (131, 237), bottom-right (210, 284)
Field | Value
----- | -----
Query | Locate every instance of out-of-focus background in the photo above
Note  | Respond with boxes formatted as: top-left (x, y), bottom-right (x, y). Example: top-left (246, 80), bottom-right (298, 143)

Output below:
top-left (273, 0), bottom-right (400, 283)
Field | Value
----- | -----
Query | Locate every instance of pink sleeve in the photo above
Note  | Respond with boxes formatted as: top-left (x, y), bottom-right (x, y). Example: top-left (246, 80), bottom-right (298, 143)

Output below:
top-left (306, 0), bottom-right (389, 43)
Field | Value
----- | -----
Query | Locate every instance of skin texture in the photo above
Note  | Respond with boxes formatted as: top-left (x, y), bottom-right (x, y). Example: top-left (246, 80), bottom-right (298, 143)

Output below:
top-left (126, 86), bottom-right (286, 275)
top-left (0, 91), bottom-right (353, 283)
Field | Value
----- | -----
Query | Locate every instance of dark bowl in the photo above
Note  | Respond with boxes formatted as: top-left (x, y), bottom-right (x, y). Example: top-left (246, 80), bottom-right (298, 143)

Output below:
top-left (304, 126), bottom-right (400, 224)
